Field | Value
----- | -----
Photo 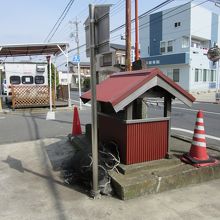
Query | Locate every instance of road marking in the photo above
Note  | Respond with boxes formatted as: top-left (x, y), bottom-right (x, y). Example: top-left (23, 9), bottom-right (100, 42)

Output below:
top-left (0, 117), bottom-right (5, 119)
top-left (171, 127), bottom-right (220, 141)
top-left (172, 106), bottom-right (220, 116)
top-left (72, 100), bottom-right (91, 107)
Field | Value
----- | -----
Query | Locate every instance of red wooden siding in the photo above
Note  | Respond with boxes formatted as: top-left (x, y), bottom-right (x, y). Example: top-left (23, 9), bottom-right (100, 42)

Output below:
top-left (126, 121), bottom-right (168, 164)
top-left (98, 114), bottom-right (169, 165)
top-left (98, 114), bottom-right (127, 162)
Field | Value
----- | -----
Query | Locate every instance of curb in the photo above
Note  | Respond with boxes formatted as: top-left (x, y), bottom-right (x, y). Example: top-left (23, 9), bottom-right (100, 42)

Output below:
top-left (0, 105), bottom-right (91, 115)
top-left (194, 100), bottom-right (220, 104)
top-left (171, 133), bottom-right (220, 152)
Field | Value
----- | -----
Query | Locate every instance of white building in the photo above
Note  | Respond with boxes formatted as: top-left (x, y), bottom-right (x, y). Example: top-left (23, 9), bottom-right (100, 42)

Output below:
top-left (139, 2), bottom-right (220, 92)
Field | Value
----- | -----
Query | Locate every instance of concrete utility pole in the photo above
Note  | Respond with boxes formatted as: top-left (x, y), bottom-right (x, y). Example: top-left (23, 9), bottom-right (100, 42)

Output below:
top-left (126, 0), bottom-right (131, 71)
top-left (72, 18), bottom-right (82, 109)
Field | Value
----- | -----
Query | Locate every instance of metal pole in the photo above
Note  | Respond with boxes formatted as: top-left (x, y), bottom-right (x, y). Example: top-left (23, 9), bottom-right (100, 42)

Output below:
top-left (217, 60), bottom-right (220, 92)
top-left (126, 0), bottom-right (131, 71)
top-left (54, 57), bottom-right (57, 108)
top-left (75, 18), bottom-right (82, 109)
top-left (78, 61), bottom-right (82, 109)
top-left (0, 68), bottom-right (2, 95)
top-left (89, 4), bottom-right (100, 198)
top-left (54, 59), bottom-right (57, 99)
top-left (66, 53), bottom-right (71, 107)
top-left (49, 56), bottom-right (52, 112)
top-left (135, 0), bottom-right (139, 61)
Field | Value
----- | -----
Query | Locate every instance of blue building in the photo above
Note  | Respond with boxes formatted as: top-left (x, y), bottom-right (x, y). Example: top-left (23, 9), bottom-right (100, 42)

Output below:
top-left (139, 2), bottom-right (220, 92)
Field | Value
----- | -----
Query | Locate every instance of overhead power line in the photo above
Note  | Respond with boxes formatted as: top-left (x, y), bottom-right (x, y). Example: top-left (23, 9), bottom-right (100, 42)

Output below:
top-left (59, 0), bottom-right (209, 62)
top-left (44, 0), bottom-right (75, 42)
top-left (58, 0), bottom-right (174, 58)
top-left (110, 0), bottom-right (174, 34)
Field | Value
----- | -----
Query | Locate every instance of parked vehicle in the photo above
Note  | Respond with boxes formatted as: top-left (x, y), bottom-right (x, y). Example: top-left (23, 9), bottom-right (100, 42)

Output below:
top-left (1, 62), bottom-right (48, 102)
top-left (1, 79), bottom-right (7, 95)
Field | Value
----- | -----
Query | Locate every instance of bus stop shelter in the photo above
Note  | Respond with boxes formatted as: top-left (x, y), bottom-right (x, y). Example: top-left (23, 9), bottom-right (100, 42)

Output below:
top-left (0, 43), bottom-right (70, 117)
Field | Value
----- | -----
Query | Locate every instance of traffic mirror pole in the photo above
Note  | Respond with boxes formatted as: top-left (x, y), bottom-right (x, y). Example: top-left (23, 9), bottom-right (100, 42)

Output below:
top-left (89, 4), bottom-right (100, 198)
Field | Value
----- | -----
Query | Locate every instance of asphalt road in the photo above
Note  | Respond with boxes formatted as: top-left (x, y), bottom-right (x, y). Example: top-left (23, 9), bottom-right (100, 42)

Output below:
top-left (147, 101), bottom-right (220, 147)
top-left (0, 100), bottom-right (219, 148)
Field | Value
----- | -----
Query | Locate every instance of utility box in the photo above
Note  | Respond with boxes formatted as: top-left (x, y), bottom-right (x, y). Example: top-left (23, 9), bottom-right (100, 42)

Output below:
top-left (81, 68), bottom-right (195, 165)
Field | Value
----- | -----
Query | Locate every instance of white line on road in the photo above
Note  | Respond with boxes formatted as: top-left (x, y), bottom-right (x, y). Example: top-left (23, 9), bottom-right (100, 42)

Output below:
top-left (171, 127), bottom-right (220, 141)
top-left (173, 106), bottom-right (220, 116)
top-left (0, 117), bottom-right (5, 119)
top-left (71, 100), bottom-right (91, 107)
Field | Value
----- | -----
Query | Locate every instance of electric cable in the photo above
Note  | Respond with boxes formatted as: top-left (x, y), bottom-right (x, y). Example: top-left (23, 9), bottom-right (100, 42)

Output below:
top-left (44, 0), bottom-right (76, 42)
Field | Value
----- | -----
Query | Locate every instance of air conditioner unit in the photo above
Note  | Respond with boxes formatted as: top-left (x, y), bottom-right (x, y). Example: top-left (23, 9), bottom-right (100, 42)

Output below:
top-left (36, 65), bottom-right (45, 72)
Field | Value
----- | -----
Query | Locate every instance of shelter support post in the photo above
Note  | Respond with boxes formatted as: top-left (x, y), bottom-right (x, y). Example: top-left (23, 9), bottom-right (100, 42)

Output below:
top-left (57, 44), bottom-right (71, 107)
top-left (46, 55), bottom-right (55, 120)
top-left (126, 103), bottom-right (133, 120)
top-left (133, 98), bottom-right (147, 119)
top-left (49, 57), bottom-right (52, 112)
top-left (164, 95), bottom-right (172, 158)
top-left (0, 68), bottom-right (2, 95)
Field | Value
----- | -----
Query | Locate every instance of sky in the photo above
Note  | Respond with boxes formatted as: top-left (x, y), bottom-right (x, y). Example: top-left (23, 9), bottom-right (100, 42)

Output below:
top-left (0, 0), bottom-right (219, 69)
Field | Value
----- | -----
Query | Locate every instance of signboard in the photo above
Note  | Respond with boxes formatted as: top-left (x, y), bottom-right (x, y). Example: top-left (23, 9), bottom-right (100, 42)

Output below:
top-left (84, 5), bottom-right (111, 57)
top-left (73, 55), bottom-right (80, 62)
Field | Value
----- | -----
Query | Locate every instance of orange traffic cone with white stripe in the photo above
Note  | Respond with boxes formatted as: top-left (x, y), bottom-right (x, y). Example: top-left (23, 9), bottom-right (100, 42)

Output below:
top-left (181, 110), bottom-right (219, 167)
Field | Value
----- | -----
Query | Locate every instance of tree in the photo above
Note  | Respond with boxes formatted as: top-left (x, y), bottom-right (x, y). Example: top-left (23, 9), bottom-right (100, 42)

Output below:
top-left (47, 63), bottom-right (59, 89)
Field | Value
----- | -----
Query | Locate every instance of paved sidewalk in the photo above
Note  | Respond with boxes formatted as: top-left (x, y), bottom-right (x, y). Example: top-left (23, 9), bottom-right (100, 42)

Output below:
top-left (0, 137), bottom-right (220, 220)
top-left (191, 91), bottom-right (218, 103)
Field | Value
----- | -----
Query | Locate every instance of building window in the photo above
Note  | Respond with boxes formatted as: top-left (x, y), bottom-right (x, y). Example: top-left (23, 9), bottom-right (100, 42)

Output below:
top-left (22, 76), bottom-right (34, 84)
top-left (191, 41), bottom-right (200, 48)
top-left (103, 53), bottom-right (112, 66)
top-left (100, 53), bottom-right (112, 67)
top-left (35, 76), bottom-right (45, 84)
top-left (156, 60), bottom-right (160, 64)
top-left (195, 68), bottom-right (202, 82)
top-left (182, 36), bottom-right (189, 48)
top-left (210, 70), bottom-right (216, 82)
top-left (174, 22), bottom-right (181, 27)
top-left (167, 40), bottom-right (173, 52)
top-left (10, 76), bottom-right (21, 85)
top-left (203, 69), bottom-right (208, 82)
top-left (167, 70), bottom-right (172, 79)
top-left (160, 41), bottom-right (166, 53)
top-left (173, 69), bottom-right (179, 82)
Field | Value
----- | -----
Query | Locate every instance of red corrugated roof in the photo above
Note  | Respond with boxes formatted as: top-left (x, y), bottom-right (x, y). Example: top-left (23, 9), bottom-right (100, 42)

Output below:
top-left (81, 68), bottom-right (195, 109)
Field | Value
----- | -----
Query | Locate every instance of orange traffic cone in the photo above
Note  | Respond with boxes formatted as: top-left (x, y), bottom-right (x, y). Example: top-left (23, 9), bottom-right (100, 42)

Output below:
top-left (181, 110), bottom-right (219, 167)
top-left (72, 106), bottom-right (82, 136)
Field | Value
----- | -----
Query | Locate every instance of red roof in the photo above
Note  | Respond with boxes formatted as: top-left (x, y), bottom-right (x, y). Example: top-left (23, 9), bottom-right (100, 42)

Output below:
top-left (81, 68), bottom-right (195, 111)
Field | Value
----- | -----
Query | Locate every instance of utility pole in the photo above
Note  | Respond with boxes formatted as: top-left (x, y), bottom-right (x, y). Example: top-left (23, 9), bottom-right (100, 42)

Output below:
top-left (70, 18), bottom-right (82, 109)
top-left (135, 0), bottom-right (139, 61)
top-left (126, 0), bottom-right (131, 71)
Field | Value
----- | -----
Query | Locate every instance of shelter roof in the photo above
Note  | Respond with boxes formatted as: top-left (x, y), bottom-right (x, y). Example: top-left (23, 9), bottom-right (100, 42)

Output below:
top-left (81, 68), bottom-right (195, 112)
top-left (0, 42), bottom-right (68, 57)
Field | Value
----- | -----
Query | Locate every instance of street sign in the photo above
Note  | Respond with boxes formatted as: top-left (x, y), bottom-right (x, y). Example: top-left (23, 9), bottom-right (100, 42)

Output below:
top-left (73, 55), bottom-right (80, 62)
top-left (84, 5), bottom-right (111, 57)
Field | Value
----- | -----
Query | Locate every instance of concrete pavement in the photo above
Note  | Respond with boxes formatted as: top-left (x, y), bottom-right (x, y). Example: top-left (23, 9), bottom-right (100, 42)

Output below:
top-left (1, 136), bottom-right (220, 219)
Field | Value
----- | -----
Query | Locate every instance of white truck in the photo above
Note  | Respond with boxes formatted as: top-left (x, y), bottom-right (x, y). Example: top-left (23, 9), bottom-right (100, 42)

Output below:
top-left (1, 61), bottom-right (48, 102)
